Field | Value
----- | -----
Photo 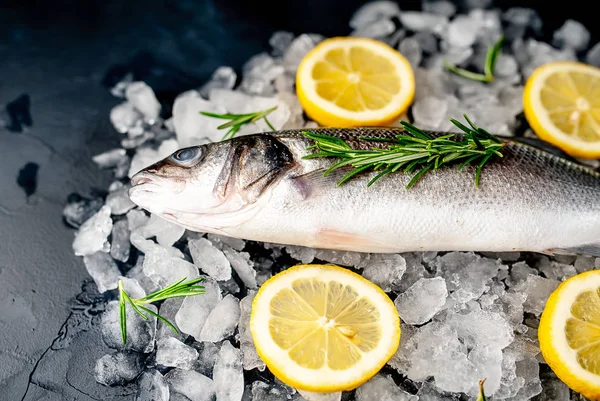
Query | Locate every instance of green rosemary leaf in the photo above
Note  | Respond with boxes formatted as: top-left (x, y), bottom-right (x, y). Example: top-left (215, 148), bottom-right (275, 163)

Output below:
top-left (444, 36), bottom-right (504, 83)
top-left (200, 106), bottom-right (278, 140)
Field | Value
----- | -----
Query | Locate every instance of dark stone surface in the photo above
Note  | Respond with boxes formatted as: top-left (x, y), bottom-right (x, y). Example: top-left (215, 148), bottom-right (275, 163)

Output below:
top-left (1, 0), bottom-right (599, 400)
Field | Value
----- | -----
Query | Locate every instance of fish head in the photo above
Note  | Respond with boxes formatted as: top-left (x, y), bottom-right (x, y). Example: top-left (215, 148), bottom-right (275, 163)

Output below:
top-left (128, 134), bottom-right (295, 230)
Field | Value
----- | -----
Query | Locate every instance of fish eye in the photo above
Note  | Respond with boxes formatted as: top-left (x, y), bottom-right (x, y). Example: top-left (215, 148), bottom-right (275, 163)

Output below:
top-left (170, 147), bottom-right (202, 166)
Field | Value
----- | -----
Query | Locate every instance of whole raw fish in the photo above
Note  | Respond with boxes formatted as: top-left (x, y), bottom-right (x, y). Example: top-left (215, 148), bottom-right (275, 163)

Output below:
top-left (129, 128), bottom-right (600, 255)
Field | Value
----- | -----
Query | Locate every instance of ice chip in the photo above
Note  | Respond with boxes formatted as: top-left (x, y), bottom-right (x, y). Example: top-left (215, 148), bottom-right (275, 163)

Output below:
top-left (240, 53), bottom-right (285, 97)
top-left (101, 301), bottom-right (157, 353)
top-left (423, 0), bottom-right (456, 17)
top-left (446, 15), bottom-right (478, 48)
top-left (125, 81), bottom-right (161, 122)
top-left (351, 19), bottom-right (396, 39)
top-left (285, 245), bottom-right (317, 264)
top-left (200, 66), bottom-right (237, 99)
top-left (94, 351), bottom-right (143, 386)
top-left (72, 205), bottom-right (113, 256)
top-left (93, 148), bottom-right (127, 169)
top-left (283, 34), bottom-right (317, 74)
top-left (175, 277), bottom-right (222, 340)
top-left (110, 219), bottom-right (130, 262)
top-left (400, 12), bottom-right (448, 34)
top-left (156, 337), bottom-right (199, 369)
top-left (270, 31), bottom-right (295, 56)
top-left (399, 37), bottom-right (422, 68)
top-left (110, 102), bottom-right (142, 134)
top-left (139, 213), bottom-right (185, 247)
top-left (395, 277), bottom-right (447, 325)
top-left (106, 184), bottom-right (135, 215)
top-left (136, 370), bottom-right (170, 401)
top-left (207, 233), bottom-right (246, 251)
top-left (189, 237), bottom-right (232, 281)
top-left (156, 297), bottom-right (186, 341)
top-left (298, 390), bottom-right (341, 401)
top-left (413, 31), bottom-right (439, 54)
top-left (238, 291), bottom-right (266, 371)
top-left (63, 193), bottom-right (104, 229)
top-left (538, 368), bottom-right (570, 401)
top-left (446, 302), bottom-right (514, 350)
top-left (213, 341), bottom-right (244, 401)
top-left (314, 249), bottom-right (367, 266)
top-left (356, 374), bottom-right (416, 401)
top-left (165, 369), bottom-right (215, 401)
top-left (515, 274), bottom-right (560, 316)
top-left (127, 209), bottom-right (149, 231)
top-left (193, 341), bottom-right (221, 376)
top-left (142, 244), bottom-right (198, 287)
top-left (350, 1), bottom-right (400, 29)
top-left (586, 42), bottom-right (600, 67)
top-left (250, 381), bottom-right (300, 401)
top-left (223, 247), bottom-right (257, 289)
top-left (553, 19), bottom-right (590, 51)
top-left (82, 251), bottom-right (121, 293)
top-left (412, 96), bottom-right (448, 129)
top-left (172, 90), bottom-right (227, 146)
top-left (468, 345), bottom-right (502, 396)
top-left (360, 253), bottom-right (406, 293)
top-left (200, 294), bottom-right (241, 342)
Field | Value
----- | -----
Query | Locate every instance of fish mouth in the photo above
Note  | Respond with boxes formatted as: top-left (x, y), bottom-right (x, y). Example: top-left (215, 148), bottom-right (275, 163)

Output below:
top-left (130, 171), bottom-right (186, 194)
top-left (131, 172), bottom-right (155, 187)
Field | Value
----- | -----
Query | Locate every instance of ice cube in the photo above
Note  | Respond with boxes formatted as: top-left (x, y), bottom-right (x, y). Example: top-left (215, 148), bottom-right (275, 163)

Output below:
top-left (411, 96), bottom-right (448, 129)
top-left (223, 247), bottom-right (257, 289)
top-left (127, 209), bottom-right (149, 231)
top-left (553, 19), bottom-right (590, 51)
top-left (446, 301), bottom-right (514, 349)
top-left (468, 345), bottom-right (502, 396)
top-left (136, 370), bottom-right (170, 401)
top-left (350, 1), bottom-right (400, 29)
top-left (175, 277), bottom-right (222, 340)
top-left (413, 31), bottom-right (439, 54)
top-left (213, 341), bottom-right (244, 401)
top-left (396, 254), bottom-right (431, 293)
top-left (120, 276), bottom-right (146, 299)
top-left (193, 341), bottom-right (221, 376)
top-left (110, 102), bottom-right (142, 134)
top-left (207, 233), bottom-right (246, 251)
top-left (93, 148), bottom-right (127, 169)
top-left (156, 297), bottom-right (186, 341)
top-left (125, 81), bottom-right (161, 123)
top-left (399, 37), bottom-right (422, 68)
top-left (434, 252), bottom-right (503, 304)
top-left (360, 253), bottom-right (406, 293)
top-left (94, 351), bottom-right (143, 386)
top-left (510, 356), bottom-right (542, 399)
top-left (356, 374), bottom-right (416, 401)
top-left (199, 66), bottom-right (237, 99)
top-left (515, 274), bottom-right (560, 316)
top-left (127, 139), bottom-right (180, 177)
top-left (586, 42), bottom-right (600, 67)
top-left (155, 337), bottom-right (199, 370)
top-left (351, 19), bottom-right (396, 39)
top-left (72, 205), bottom-right (113, 256)
top-left (387, 323), bottom-right (417, 374)
top-left (446, 15), bottom-right (477, 48)
top-left (82, 251), bottom-right (121, 293)
top-left (105, 185), bottom-right (135, 215)
top-left (395, 277), bottom-right (447, 325)
top-left (199, 294), bottom-right (241, 342)
top-left (139, 213), bottom-right (185, 247)
top-left (283, 34), bottom-right (317, 74)
top-left (189, 237), bottom-right (232, 281)
top-left (297, 390), bottom-right (341, 401)
top-left (270, 31), bottom-right (295, 56)
top-left (238, 291), bottom-right (266, 371)
top-left (63, 193), bottom-right (104, 229)
top-left (172, 90), bottom-right (227, 146)
top-left (165, 369), bottom-right (215, 401)
top-left (285, 245), bottom-right (317, 264)
top-left (506, 261), bottom-right (537, 288)
top-left (400, 12), bottom-right (448, 34)
top-left (314, 249), bottom-right (367, 266)
top-left (423, 0), bottom-right (456, 17)
top-left (240, 53), bottom-right (285, 97)
top-left (110, 219), bottom-right (130, 263)
top-left (143, 244), bottom-right (198, 287)
top-left (101, 301), bottom-right (157, 353)
top-left (537, 257), bottom-right (577, 281)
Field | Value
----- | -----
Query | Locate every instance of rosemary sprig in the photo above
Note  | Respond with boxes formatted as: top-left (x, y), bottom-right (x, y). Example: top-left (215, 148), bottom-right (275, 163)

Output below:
top-left (477, 379), bottom-right (487, 401)
top-left (200, 106), bottom-right (277, 140)
top-left (443, 36), bottom-right (504, 83)
top-left (302, 114), bottom-right (505, 189)
top-left (119, 277), bottom-right (205, 344)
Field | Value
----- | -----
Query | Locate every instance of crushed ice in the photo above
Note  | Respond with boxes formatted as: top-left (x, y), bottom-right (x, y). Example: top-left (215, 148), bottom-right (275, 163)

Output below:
top-left (62, 0), bottom-right (600, 399)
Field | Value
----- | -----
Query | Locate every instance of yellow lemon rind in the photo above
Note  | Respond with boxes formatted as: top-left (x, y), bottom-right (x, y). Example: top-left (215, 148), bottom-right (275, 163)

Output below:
top-left (524, 61), bottom-right (600, 159)
top-left (539, 270), bottom-right (600, 400)
top-left (249, 263), bottom-right (401, 392)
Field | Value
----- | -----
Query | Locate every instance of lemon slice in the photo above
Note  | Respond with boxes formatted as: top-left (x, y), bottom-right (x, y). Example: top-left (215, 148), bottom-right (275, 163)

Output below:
top-left (524, 61), bottom-right (600, 159)
top-left (250, 264), bottom-right (400, 392)
top-left (539, 270), bottom-right (600, 399)
top-left (296, 37), bottom-right (415, 127)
